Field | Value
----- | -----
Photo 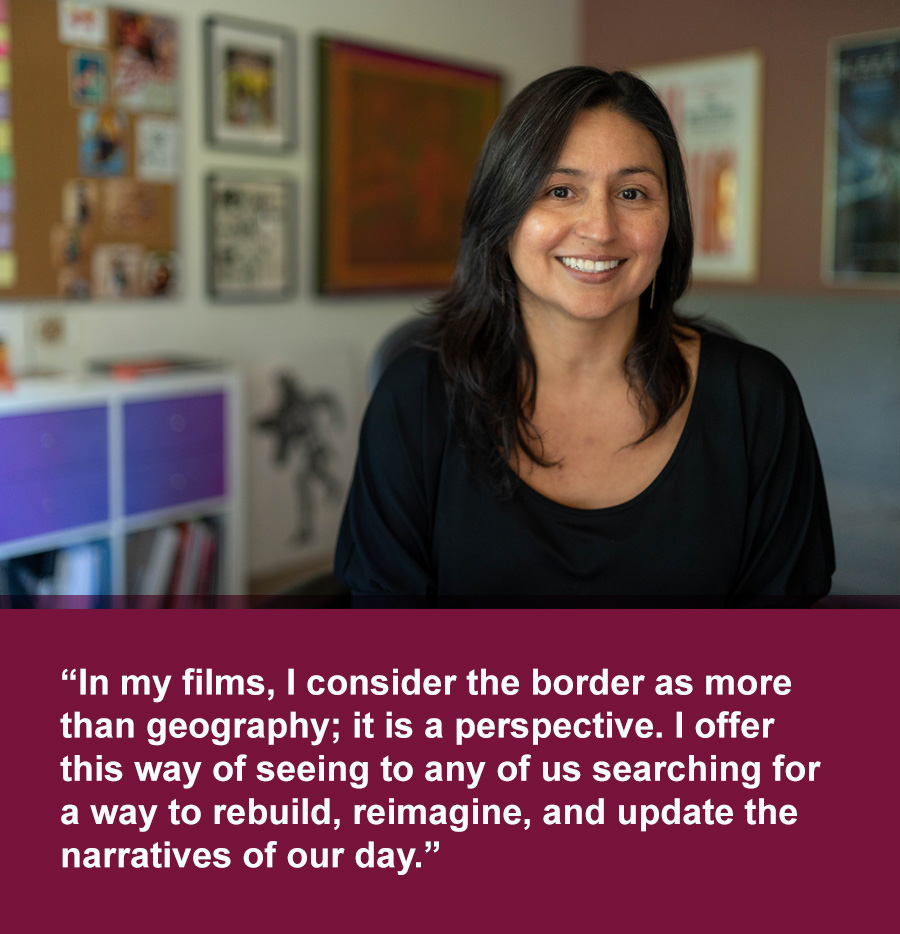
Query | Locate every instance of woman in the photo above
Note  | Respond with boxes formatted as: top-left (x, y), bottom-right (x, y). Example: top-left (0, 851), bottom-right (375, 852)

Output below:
top-left (335, 67), bottom-right (834, 606)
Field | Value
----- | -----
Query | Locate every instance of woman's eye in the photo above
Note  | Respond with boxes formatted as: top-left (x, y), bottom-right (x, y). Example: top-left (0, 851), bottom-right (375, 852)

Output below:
top-left (620, 188), bottom-right (644, 201)
top-left (549, 186), bottom-right (572, 199)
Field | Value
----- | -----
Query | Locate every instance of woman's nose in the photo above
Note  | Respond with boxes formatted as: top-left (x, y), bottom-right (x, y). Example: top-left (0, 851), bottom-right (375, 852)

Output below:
top-left (574, 196), bottom-right (618, 242)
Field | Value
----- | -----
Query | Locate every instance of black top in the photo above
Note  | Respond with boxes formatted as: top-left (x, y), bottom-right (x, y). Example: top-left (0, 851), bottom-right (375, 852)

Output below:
top-left (335, 331), bottom-right (834, 607)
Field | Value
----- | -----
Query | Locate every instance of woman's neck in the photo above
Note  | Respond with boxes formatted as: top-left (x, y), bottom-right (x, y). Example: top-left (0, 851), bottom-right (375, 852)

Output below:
top-left (521, 303), bottom-right (639, 392)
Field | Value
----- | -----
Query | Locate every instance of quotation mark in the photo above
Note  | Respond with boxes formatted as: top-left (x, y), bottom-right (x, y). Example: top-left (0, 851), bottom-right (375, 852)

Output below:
top-left (424, 842), bottom-right (440, 853)
top-left (62, 669), bottom-right (77, 681)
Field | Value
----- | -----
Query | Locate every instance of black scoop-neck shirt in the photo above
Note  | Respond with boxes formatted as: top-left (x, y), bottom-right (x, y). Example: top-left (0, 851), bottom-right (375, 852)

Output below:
top-left (335, 331), bottom-right (834, 607)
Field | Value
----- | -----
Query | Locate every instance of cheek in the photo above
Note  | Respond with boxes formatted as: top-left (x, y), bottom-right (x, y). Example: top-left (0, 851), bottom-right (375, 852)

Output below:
top-left (641, 211), bottom-right (670, 255)
top-left (510, 211), bottom-right (557, 263)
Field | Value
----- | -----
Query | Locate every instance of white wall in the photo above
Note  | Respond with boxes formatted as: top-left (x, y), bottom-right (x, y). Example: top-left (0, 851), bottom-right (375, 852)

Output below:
top-left (1, 0), bottom-right (579, 381)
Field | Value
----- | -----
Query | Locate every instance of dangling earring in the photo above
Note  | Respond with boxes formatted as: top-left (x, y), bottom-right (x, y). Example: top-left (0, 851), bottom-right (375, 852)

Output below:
top-left (649, 274), bottom-right (657, 310)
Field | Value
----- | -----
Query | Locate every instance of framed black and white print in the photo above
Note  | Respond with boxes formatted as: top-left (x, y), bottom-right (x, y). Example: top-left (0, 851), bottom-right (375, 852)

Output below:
top-left (207, 173), bottom-right (297, 301)
top-left (204, 16), bottom-right (297, 153)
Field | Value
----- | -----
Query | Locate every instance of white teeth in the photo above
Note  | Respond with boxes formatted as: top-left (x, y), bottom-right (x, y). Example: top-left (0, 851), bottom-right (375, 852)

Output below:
top-left (561, 257), bottom-right (621, 272)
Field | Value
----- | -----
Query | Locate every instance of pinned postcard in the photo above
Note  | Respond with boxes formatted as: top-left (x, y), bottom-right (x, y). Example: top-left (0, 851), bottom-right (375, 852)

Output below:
top-left (69, 48), bottom-right (108, 106)
top-left (110, 11), bottom-right (177, 112)
top-left (78, 107), bottom-right (127, 176)
top-left (142, 249), bottom-right (177, 297)
top-left (136, 118), bottom-right (178, 181)
top-left (58, 2), bottom-right (108, 47)
top-left (62, 178), bottom-right (99, 226)
top-left (91, 243), bottom-right (144, 298)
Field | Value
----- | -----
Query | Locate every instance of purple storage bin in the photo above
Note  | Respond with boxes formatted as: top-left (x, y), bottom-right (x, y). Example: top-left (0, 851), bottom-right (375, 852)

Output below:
top-left (0, 407), bottom-right (108, 542)
top-left (123, 393), bottom-right (226, 515)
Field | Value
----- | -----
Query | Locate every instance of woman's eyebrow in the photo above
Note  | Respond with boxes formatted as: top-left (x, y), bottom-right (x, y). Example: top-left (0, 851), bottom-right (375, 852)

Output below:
top-left (615, 165), bottom-right (665, 183)
top-left (548, 164), bottom-right (664, 183)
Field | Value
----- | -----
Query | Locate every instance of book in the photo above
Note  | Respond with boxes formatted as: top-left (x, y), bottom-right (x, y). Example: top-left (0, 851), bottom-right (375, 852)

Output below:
top-left (88, 354), bottom-right (223, 381)
top-left (135, 524), bottom-right (181, 607)
top-left (172, 520), bottom-right (217, 607)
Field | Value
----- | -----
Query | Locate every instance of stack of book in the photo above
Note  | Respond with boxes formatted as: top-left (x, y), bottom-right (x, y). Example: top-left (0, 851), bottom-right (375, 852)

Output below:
top-left (132, 519), bottom-right (220, 608)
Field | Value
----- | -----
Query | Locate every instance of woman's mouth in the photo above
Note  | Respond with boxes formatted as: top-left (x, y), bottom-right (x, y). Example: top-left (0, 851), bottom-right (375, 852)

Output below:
top-left (559, 257), bottom-right (622, 272)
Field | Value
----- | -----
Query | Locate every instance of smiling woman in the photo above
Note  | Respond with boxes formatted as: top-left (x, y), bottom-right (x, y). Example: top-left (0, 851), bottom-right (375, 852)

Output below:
top-left (335, 67), bottom-right (834, 606)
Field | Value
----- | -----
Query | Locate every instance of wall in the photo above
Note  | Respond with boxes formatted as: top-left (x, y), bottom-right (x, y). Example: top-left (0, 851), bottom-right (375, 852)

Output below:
top-left (583, 0), bottom-right (899, 595)
top-left (0, 0), bottom-right (580, 585)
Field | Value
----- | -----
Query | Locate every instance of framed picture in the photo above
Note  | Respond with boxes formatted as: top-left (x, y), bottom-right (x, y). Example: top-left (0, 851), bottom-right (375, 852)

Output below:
top-left (637, 50), bottom-right (764, 283)
top-left (822, 29), bottom-right (900, 287)
top-left (204, 16), bottom-right (296, 153)
top-left (206, 173), bottom-right (297, 301)
top-left (317, 37), bottom-right (502, 293)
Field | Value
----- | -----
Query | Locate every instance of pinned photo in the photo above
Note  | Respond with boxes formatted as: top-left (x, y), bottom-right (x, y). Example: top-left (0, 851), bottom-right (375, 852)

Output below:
top-left (142, 249), bottom-right (177, 297)
top-left (136, 118), bottom-right (178, 181)
top-left (110, 11), bottom-right (177, 112)
top-left (69, 49), bottom-right (108, 107)
top-left (91, 243), bottom-right (144, 298)
top-left (62, 179), bottom-right (99, 227)
top-left (58, 2), bottom-right (109, 47)
top-left (78, 108), bottom-right (128, 177)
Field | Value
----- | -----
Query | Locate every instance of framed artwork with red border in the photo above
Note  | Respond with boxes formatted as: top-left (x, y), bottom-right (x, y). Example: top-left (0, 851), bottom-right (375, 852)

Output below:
top-left (316, 37), bottom-right (502, 293)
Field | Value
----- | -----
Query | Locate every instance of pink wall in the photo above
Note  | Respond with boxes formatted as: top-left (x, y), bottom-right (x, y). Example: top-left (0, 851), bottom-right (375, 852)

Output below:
top-left (582, 0), bottom-right (898, 296)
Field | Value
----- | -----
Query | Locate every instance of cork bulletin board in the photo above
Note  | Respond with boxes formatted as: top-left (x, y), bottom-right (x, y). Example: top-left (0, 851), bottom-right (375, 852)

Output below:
top-left (0, 1), bottom-right (178, 300)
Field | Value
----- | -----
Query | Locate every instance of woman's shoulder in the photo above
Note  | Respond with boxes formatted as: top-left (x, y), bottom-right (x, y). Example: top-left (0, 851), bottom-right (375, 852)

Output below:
top-left (370, 344), bottom-right (446, 411)
top-left (697, 326), bottom-right (801, 400)
top-left (363, 344), bottom-right (449, 438)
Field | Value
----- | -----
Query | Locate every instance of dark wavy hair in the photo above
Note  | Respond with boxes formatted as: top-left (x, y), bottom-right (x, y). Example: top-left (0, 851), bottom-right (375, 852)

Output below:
top-left (430, 66), bottom-right (694, 495)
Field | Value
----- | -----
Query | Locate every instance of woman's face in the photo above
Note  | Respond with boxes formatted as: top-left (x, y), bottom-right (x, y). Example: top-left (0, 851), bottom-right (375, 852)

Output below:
top-left (509, 107), bottom-right (669, 330)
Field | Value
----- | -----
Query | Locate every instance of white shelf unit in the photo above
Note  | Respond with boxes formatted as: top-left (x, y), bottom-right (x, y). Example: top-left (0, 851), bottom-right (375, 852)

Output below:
top-left (0, 369), bottom-right (245, 605)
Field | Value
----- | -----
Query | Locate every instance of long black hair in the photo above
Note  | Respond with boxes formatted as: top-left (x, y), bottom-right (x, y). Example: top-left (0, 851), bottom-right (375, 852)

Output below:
top-left (431, 66), bottom-right (694, 495)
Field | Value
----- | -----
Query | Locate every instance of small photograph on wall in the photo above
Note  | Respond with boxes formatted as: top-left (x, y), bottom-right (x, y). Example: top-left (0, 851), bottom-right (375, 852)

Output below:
top-left (68, 49), bottom-right (108, 106)
top-left (78, 107), bottom-right (127, 176)
top-left (91, 243), bottom-right (143, 297)
top-left (142, 248), bottom-right (177, 297)
top-left (61, 178), bottom-right (100, 227)
top-left (246, 344), bottom-right (360, 586)
top-left (823, 29), bottom-right (900, 286)
top-left (109, 9), bottom-right (177, 112)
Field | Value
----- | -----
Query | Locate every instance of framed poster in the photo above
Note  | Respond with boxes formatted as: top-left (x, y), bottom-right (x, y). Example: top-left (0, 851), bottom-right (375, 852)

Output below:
top-left (204, 16), bottom-right (296, 153)
top-left (317, 37), bottom-right (502, 293)
top-left (822, 30), bottom-right (900, 287)
top-left (637, 50), bottom-right (763, 283)
top-left (206, 173), bottom-right (296, 301)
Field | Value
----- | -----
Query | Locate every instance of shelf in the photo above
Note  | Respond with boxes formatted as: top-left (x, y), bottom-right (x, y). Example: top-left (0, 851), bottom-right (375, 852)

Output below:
top-left (0, 370), bottom-right (244, 605)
